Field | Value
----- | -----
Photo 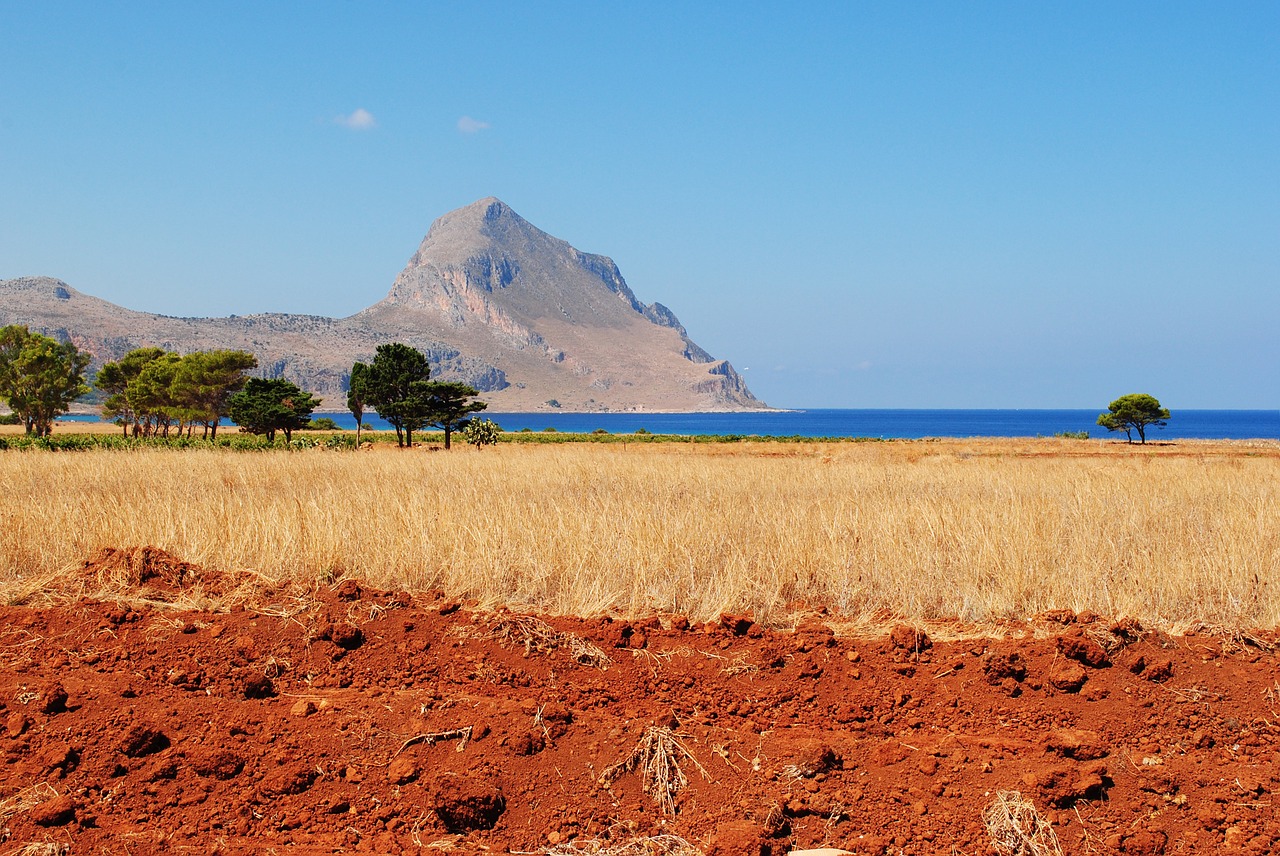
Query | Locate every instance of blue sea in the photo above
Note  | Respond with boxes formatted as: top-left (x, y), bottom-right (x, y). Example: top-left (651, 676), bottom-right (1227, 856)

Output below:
top-left (321, 409), bottom-right (1277, 440)
top-left (63, 409), bottom-right (1278, 439)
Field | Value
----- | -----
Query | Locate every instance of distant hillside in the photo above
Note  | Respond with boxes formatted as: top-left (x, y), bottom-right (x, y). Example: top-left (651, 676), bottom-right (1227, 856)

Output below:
top-left (0, 198), bottom-right (764, 412)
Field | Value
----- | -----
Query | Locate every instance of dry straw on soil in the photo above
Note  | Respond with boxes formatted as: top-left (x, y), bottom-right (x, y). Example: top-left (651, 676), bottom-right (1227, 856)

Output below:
top-left (982, 790), bottom-right (1064, 856)
top-left (1, 439), bottom-right (1278, 629)
top-left (481, 614), bottom-right (612, 669)
top-left (599, 725), bottom-right (709, 817)
top-left (537, 832), bottom-right (702, 856)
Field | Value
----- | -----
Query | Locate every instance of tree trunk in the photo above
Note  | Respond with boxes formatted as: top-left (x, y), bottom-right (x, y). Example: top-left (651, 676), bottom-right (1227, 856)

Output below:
top-left (443, 427), bottom-right (452, 450)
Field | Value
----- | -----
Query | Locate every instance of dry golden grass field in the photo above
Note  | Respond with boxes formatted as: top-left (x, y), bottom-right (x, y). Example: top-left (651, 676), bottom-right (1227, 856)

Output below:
top-left (1, 430), bottom-right (1277, 632)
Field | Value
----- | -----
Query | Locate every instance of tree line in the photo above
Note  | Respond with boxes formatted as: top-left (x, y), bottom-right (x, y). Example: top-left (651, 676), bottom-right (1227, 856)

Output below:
top-left (0, 326), bottom-right (488, 446)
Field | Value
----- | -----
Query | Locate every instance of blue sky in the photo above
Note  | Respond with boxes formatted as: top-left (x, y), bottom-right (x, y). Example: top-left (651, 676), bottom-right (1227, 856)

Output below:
top-left (2, 2), bottom-right (1276, 408)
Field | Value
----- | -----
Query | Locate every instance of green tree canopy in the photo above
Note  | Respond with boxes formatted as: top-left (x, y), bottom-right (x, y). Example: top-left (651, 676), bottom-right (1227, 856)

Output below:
top-left (97, 347), bottom-right (168, 435)
top-left (228, 377), bottom-right (320, 444)
top-left (98, 348), bottom-right (257, 438)
top-left (1097, 394), bottom-right (1170, 444)
top-left (423, 381), bottom-right (487, 449)
top-left (359, 343), bottom-right (434, 448)
top-left (0, 325), bottom-right (91, 436)
top-left (127, 352), bottom-right (184, 436)
top-left (173, 350), bottom-right (258, 438)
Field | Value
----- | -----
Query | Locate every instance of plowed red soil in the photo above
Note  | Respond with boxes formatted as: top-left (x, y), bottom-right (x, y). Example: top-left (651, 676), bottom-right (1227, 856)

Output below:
top-left (2, 552), bottom-right (1278, 855)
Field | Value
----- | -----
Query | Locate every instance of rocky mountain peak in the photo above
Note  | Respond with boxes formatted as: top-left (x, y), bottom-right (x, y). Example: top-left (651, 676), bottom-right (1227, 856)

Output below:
top-left (1, 199), bottom-right (764, 412)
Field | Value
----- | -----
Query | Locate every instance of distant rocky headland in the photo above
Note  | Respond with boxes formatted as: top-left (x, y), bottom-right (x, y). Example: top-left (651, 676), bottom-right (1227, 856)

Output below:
top-left (0, 198), bottom-right (764, 412)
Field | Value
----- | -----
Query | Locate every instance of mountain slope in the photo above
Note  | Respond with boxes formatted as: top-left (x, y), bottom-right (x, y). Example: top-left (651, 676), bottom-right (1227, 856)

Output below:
top-left (0, 199), bottom-right (763, 411)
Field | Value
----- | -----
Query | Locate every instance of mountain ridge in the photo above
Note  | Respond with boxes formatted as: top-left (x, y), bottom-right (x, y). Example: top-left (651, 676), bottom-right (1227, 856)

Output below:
top-left (0, 199), bottom-right (764, 412)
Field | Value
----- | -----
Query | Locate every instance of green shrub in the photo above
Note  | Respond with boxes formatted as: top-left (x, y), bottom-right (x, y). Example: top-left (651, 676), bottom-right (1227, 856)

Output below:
top-left (462, 418), bottom-right (501, 449)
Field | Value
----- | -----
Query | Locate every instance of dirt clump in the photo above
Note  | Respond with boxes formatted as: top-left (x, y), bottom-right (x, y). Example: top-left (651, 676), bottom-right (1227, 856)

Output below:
top-left (430, 774), bottom-right (506, 832)
top-left (78, 545), bottom-right (224, 600)
top-left (1058, 632), bottom-right (1112, 668)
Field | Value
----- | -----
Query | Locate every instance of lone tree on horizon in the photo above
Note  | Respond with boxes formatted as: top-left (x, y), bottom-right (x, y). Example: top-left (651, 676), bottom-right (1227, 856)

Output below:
top-left (1097, 393), bottom-right (1170, 444)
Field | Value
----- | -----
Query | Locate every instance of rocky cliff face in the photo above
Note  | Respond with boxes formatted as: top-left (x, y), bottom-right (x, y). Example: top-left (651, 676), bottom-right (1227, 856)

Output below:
top-left (0, 199), bottom-right (764, 412)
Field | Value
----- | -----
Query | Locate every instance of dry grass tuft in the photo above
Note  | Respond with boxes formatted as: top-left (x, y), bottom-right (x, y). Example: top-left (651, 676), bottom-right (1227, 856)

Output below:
top-left (0, 783), bottom-right (59, 822)
top-left (6, 844), bottom-right (72, 856)
top-left (1187, 621), bottom-right (1276, 654)
top-left (600, 726), bottom-right (709, 816)
top-left (484, 615), bottom-right (612, 669)
top-left (983, 790), bottom-right (1063, 856)
top-left (540, 833), bottom-right (703, 855)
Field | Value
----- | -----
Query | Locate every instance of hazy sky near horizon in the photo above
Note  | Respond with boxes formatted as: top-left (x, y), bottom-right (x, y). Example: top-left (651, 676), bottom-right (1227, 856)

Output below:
top-left (2, 2), bottom-right (1276, 408)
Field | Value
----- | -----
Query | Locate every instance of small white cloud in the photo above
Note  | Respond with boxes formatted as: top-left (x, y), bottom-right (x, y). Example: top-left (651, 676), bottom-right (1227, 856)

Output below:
top-left (457, 115), bottom-right (491, 134)
top-left (855, 360), bottom-right (873, 371)
top-left (336, 108), bottom-right (377, 130)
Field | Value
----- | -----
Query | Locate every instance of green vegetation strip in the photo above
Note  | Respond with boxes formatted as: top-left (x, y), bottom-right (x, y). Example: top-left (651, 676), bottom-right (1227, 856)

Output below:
top-left (0, 429), bottom-right (892, 451)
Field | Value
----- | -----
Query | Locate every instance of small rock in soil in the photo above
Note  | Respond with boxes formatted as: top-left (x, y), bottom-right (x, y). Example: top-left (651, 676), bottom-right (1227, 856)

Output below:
top-left (119, 725), bottom-right (169, 758)
top-left (329, 622), bottom-right (364, 650)
top-left (5, 711), bottom-right (29, 738)
top-left (1122, 830), bottom-right (1168, 855)
top-left (789, 739), bottom-right (841, 777)
top-left (720, 613), bottom-right (756, 636)
top-left (1058, 634), bottom-right (1111, 667)
top-left (260, 764), bottom-right (318, 797)
top-left (708, 819), bottom-right (783, 856)
top-left (983, 651), bottom-right (1027, 683)
top-left (290, 699), bottom-right (318, 717)
top-left (37, 682), bottom-right (69, 714)
top-left (1049, 660), bottom-right (1088, 692)
top-left (1044, 728), bottom-right (1108, 760)
top-left (242, 673), bottom-right (275, 699)
top-left (387, 756), bottom-right (418, 785)
top-left (431, 775), bottom-right (506, 832)
top-left (192, 750), bottom-right (244, 780)
top-left (29, 795), bottom-right (76, 827)
top-left (889, 624), bottom-right (932, 653)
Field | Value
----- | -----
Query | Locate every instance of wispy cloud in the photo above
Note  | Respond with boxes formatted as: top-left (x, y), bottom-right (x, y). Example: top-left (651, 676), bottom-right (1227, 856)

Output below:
top-left (335, 108), bottom-right (377, 130)
top-left (457, 115), bottom-right (491, 134)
